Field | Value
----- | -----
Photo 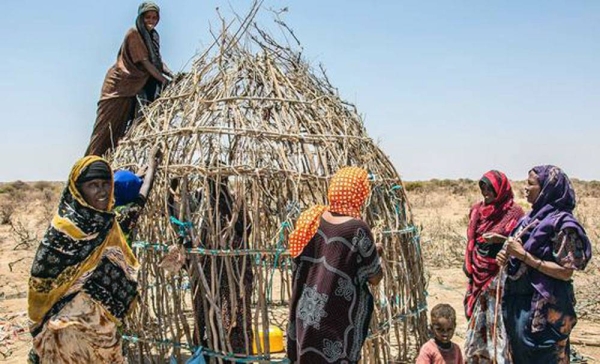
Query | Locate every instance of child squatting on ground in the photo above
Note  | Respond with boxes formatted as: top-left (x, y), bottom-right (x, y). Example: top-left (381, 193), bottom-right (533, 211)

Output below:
top-left (416, 303), bottom-right (464, 364)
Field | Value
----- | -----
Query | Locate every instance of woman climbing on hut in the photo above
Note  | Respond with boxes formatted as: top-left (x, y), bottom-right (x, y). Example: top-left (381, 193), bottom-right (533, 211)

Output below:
top-left (86, 2), bottom-right (172, 156)
top-left (27, 156), bottom-right (142, 363)
top-left (497, 165), bottom-right (592, 363)
top-left (463, 170), bottom-right (524, 362)
top-left (287, 166), bottom-right (384, 364)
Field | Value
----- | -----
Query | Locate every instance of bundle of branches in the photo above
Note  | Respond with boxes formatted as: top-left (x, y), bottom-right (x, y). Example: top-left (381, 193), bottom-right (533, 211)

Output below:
top-left (110, 3), bottom-right (427, 363)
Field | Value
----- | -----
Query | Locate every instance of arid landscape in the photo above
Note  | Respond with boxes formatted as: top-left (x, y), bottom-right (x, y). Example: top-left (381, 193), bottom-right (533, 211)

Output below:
top-left (1, 179), bottom-right (598, 363)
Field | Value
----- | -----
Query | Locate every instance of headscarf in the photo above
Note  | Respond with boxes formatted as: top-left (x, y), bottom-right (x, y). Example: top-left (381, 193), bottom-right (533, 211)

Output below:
top-left (135, 2), bottom-right (163, 72)
top-left (76, 161), bottom-right (112, 184)
top-left (464, 170), bottom-right (524, 318)
top-left (28, 156), bottom-right (139, 336)
top-left (508, 165), bottom-right (592, 331)
top-left (114, 170), bottom-right (143, 206)
top-left (289, 167), bottom-right (370, 258)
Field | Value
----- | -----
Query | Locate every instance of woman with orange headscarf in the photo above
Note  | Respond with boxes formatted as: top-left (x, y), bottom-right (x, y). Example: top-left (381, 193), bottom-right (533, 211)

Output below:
top-left (286, 167), bottom-right (383, 364)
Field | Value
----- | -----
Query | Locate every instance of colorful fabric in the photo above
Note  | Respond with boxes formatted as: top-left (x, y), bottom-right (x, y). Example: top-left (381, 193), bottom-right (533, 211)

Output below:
top-left (28, 157), bottom-right (139, 361)
top-left (288, 166), bottom-right (370, 257)
top-left (506, 166), bottom-right (591, 331)
top-left (31, 292), bottom-right (125, 364)
top-left (114, 170), bottom-right (143, 206)
top-left (464, 170), bottom-right (524, 318)
top-left (416, 339), bottom-right (464, 364)
top-left (287, 218), bottom-right (381, 363)
top-left (503, 165), bottom-right (592, 362)
top-left (114, 195), bottom-right (146, 245)
top-left (463, 274), bottom-right (509, 363)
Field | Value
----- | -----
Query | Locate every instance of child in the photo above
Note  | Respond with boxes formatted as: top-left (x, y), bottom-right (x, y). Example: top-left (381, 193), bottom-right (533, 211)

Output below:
top-left (416, 303), bottom-right (464, 364)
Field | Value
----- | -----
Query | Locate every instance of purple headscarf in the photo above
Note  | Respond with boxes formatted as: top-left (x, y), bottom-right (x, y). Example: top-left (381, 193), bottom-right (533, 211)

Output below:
top-left (509, 165), bottom-right (592, 301)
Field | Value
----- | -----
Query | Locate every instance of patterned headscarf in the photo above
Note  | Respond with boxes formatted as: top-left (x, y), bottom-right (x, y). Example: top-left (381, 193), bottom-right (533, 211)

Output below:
top-left (28, 157), bottom-right (139, 336)
top-left (135, 2), bottom-right (163, 72)
top-left (530, 165), bottom-right (576, 216)
top-left (288, 167), bottom-right (370, 257)
top-left (464, 170), bottom-right (523, 318)
top-left (508, 165), bottom-right (592, 331)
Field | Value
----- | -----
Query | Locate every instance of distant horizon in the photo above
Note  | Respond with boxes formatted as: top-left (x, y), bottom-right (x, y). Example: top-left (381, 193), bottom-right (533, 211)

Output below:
top-left (3, 176), bottom-right (599, 184)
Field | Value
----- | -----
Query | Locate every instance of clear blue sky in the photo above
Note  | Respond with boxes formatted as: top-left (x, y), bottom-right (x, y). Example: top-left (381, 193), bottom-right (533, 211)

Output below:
top-left (1, 1), bottom-right (599, 182)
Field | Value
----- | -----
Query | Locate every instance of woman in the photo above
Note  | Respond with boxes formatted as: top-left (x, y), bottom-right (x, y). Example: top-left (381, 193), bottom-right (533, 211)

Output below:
top-left (28, 157), bottom-right (140, 363)
top-left (86, 2), bottom-right (172, 156)
top-left (497, 165), bottom-right (592, 363)
top-left (287, 167), bottom-right (383, 364)
top-left (165, 175), bottom-right (254, 357)
top-left (463, 170), bottom-right (524, 362)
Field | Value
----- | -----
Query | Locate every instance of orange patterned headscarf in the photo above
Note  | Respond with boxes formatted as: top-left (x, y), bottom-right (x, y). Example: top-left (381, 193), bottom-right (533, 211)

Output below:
top-left (289, 167), bottom-right (370, 257)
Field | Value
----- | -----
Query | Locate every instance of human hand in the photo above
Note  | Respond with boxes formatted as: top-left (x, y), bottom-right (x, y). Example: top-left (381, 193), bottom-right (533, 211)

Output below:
top-left (505, 237), bottom-right (526, 260)
top-left (151, 143), bottom-right (162, 159)
top-left (496, 249), bottom-right (509, 266)
top-left (482, 232), bottom-right (507, 244)
top-left (143, 145), bottom-right (162, 177)
top-left (172, 72), bottom-right (187, 83)
top-left (136, 165), bottom-right (149, 178)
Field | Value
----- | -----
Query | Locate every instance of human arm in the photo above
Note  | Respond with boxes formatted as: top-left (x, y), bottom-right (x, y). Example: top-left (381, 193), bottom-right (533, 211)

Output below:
top-left (482, 232), bottom-right (507, 244)
top-left (368, 265), bottom-right (384, 285)
top-left (497, 237), bottom-right (574, 281)
top-left (367, 242), bottom-right (384, 285)
top-left (162, 62), bottom-right (174, 78)
top-left (140, 59), bottom-right (169, 84)
top-left (139, 145), bottom-right (162, 199)
top-left (366, 239), bottom-right (383, 286)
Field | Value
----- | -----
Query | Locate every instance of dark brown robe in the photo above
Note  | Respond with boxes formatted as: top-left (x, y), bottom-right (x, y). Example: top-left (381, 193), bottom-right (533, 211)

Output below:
top-left (86, 28), bottom-right (150, 156)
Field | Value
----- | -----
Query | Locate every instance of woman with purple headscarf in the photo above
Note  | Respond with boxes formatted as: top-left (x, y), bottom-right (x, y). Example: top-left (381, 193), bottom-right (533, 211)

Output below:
top-left (497, 165), bottom-right (592, 363)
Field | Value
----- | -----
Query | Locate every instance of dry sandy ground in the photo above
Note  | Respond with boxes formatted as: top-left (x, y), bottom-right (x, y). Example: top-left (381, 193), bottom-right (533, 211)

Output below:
top-left (1, 181), bottom-right (599, 362)
top-left (410, 181), bottom-right (600, 362)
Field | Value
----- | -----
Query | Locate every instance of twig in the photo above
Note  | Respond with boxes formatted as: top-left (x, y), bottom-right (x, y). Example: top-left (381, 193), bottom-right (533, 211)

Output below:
top-left (8, 257), bottom-right (26, 272)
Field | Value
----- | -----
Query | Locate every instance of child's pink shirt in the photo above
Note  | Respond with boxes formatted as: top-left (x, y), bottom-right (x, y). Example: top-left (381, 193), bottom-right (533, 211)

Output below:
top-left (415, 339), bottom-right (463, 364)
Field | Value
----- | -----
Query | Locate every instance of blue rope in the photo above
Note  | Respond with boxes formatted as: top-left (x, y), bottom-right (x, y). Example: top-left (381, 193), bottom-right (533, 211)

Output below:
top-left (368, 302), bottom-right (428, 338)
top-left (266, 222), bottom-right (291, 302)
top-left (170, 216), bottom-right (193, 237)
top-left (122, 335), bottom-right (290, 363)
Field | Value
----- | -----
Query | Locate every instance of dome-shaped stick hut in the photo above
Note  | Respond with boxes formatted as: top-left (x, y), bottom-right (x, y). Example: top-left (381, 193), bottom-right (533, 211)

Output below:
top-left (110, 6), bottom-right (427, 363)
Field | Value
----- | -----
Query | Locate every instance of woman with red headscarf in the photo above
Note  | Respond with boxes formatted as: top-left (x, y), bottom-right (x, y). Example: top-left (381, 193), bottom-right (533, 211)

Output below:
top-left (463, 170), bottom-right (524, 363)
top-left (286, 167), bottom-right (383, 364)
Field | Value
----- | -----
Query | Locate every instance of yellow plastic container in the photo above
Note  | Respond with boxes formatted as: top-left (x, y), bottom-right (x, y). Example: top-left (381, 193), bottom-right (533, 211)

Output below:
top-left (252, 325), bottom-right (284, 353)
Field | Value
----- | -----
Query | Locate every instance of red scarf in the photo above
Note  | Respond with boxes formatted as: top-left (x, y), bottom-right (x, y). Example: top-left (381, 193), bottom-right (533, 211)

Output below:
top-left (464, 170), bottom-right (524, 318)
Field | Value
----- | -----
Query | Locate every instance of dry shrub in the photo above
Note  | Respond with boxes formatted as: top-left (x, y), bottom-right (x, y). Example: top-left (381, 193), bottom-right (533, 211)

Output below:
top-left (0, 198), bottom-right (16, 224)
top-left (419, 214), bottom-right (466, 267)
top-left (10, 217), bottom-right (38, 250)
top-left (33, 180), bottom-right (54, 191)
